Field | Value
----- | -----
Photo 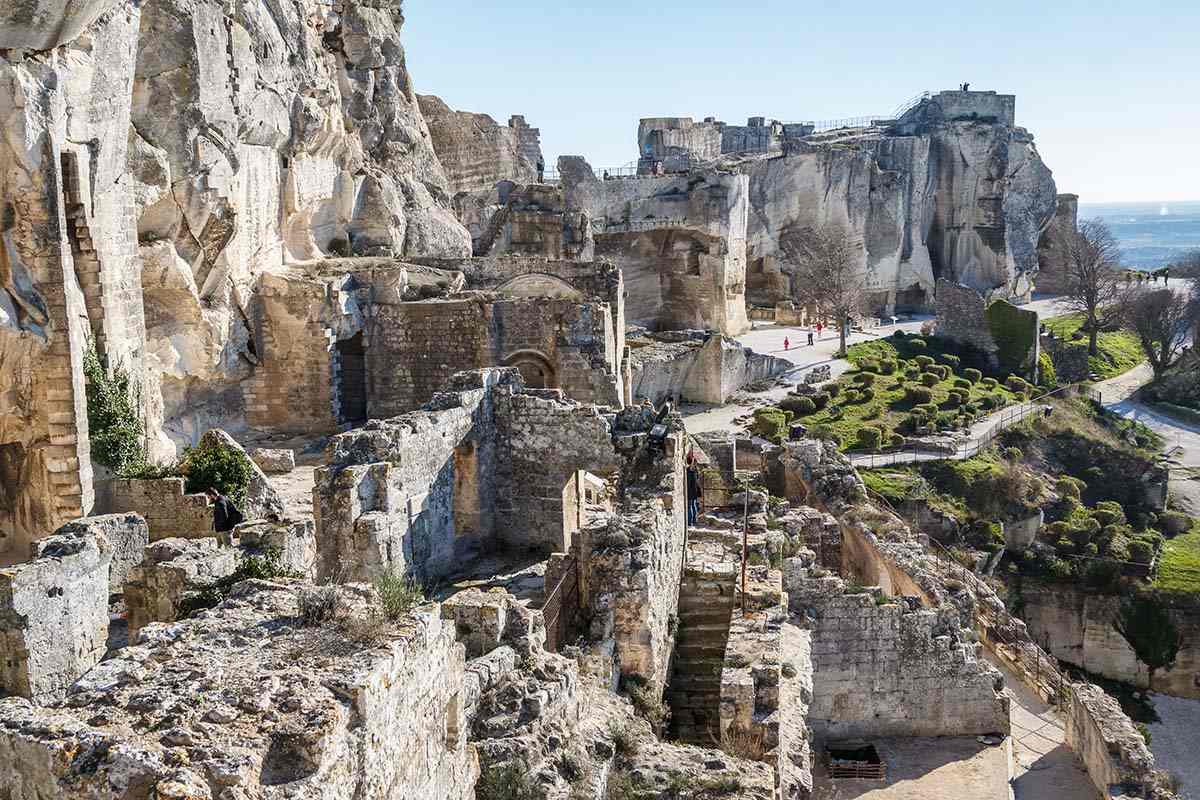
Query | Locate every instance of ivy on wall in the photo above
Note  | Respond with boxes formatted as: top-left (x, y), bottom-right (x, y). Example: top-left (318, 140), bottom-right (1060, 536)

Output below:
top-left (986, 300), bottom-right (1038, 378)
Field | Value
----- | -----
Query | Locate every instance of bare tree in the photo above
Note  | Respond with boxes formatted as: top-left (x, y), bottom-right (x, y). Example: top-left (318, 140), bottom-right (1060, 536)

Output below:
top-left (1122, 287), bottom-right (1192, 379)
top-left (1059, 219), bottom-right (1125, 356)
top-left (778, 222), bottom-right (867, 358)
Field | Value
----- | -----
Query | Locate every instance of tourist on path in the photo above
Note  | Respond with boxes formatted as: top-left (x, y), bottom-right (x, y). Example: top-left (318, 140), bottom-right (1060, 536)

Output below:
top-left (685, 453), bottom-right (703, 526)
top-left (784, 336), bottom-right (790, 351)
top-left (207, 487), bottom-right (244, 539)
top-left (807, 331), bottom-right (815, 347)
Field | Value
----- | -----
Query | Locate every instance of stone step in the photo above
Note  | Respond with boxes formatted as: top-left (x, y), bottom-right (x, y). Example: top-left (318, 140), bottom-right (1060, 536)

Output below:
top-left (675, 622), bottom-right (733, 640)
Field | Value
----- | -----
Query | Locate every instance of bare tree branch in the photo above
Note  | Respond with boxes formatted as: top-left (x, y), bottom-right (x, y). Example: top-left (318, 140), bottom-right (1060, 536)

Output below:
top-left (1120, 287), bottom-right (1192, 379)
top-left (1058, 219), bottom-right (1125, 356)
top-left (778, 222), bottom-right (867, 357)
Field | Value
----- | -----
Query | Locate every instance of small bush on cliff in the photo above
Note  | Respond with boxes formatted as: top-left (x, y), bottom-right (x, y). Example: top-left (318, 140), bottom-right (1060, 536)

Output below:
top-left (879, 359), bottom-right (897, 375)
top-left (374, 571), bottom-right (427, 620)
top-left (1039, 351), bottom-right (1058, 387)
top-left (180, 441), bottom-right (254, 506)
top-left (981, 377), bottom-right (999, 389)
top-left (940, 354), bottom-right (961, 369)
top-left (779, 396), bottom-right (817, 416)
top-left (752, 408), bottom-right (790, 442)
top-left (858, 358), bottom-right (881, 374)
top-left (963, 368), bottom-right (983, 384)
top-left (857, 427), bottom-right (883, 451)
top-left (914, 355), bottom-right (935, 369)
top-left (854, 372), bottom-right (877, 387)
top-left (905, 385), bottom-right (934, 405)
top-left (810, 391), bottom-right (831, 410)
top-left (1056, 476), bottom-right (1085, 501)
top-left (477, 763), bottom-right (536, 800)
top-left (920, 372), bottom-right (939, 388)
top-left (908, 338), bottom-right (927, 350)
top-left (83, 344), bottom-right (145, 473)
top-left (1114, 596), bottom-right (1182, 690)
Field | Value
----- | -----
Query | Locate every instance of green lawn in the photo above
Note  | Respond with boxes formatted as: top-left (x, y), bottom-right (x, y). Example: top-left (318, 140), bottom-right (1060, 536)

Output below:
top-left (1043, 313), bottom-right (1145, 380)
top-left (1154, 528), bottom-right (1200, 594)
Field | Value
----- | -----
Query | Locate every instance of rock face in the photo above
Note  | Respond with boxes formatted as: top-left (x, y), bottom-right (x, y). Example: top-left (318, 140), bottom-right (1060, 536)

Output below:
top-left (418, 95), bottom-right (542, 196)
top-left (0, 0), bottom-right (476, 550)
top-left (640, 90), bottom-right (1059, 314)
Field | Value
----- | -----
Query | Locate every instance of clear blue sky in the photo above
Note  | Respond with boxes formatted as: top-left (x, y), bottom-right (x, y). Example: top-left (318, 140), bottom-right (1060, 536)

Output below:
top-left (405, 0), bottom-right (1199, 203)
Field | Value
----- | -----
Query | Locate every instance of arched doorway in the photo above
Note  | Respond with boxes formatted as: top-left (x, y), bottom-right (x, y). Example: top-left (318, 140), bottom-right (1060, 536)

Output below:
top-left (503, 350), bottom-right (556, 390)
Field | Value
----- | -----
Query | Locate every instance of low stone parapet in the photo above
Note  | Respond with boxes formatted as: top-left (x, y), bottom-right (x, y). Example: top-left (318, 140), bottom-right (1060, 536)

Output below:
top-left (106, 477), bottom-right (213, 541)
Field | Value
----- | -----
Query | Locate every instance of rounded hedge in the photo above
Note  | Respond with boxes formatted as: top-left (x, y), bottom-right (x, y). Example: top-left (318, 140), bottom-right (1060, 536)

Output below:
top-left (920, 372), bottom-right (939, 387)
top-left (843, 389), bottom-right (861, 403)
top-left (859, 388), bottom-right (875, 403)
top-left (953, 378), bottom-right (972, 391)
top-left (857, 427), bottom-right (883, 451)
top-left (914, 355), bottom-right (935, 368)
top-left (826, 383), bottom-right (842, 398)
top-left (941, 354), bottom-right (961, 369)
top-left (906, 386), bottom-right (934, 405)
top-left (908, 338), bottom-right (927, 350)
top-left (854, 372), bottom-right (877, 387)
top-left (963, 368), bottom-right (983, 384)
top-left (981, 377), bottom-right (998, 389)
top-left (879, 359), bottom-right (897, 375)
top-left (859, 358), bottom-right (881, 373)
top-left (779, 396), bottom-right (817, 416)
top-left (811, 392), bottom-right (831, 410)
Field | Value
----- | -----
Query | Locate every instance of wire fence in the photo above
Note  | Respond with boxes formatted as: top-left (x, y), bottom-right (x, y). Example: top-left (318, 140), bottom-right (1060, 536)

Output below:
top-left (851, 384), bottom-right (1102, 469)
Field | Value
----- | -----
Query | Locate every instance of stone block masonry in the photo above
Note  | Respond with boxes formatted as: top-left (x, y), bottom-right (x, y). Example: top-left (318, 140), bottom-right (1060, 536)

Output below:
top-left (0, 528), bottom-right (110, 701)
top-left (104, 478), bottom-right (213, 541)
top-left (0, 582), bottom-right (479, 800)
top-left (1065, 682), bottom-right (1166, 800)
top-left (788, 569), bottom-right (1010, 739)
top-left (124, 537), bottom-right (238, 639)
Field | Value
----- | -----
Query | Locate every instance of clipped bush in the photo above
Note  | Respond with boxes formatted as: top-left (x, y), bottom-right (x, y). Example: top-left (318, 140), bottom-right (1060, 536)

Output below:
top-left (180, 440), bottom-right (254, 505)
top-left (908, 338), bottom-right (927, 350)
top-left (779, 395), bottom-right (817, 416)
top-left (854, 372), bottom-right (877, 387)
top-left (879, 359), bottom-right (897, 375)
top-left (892, 329), bottom-right (907, 339)
top-left (963, 368), bottom-right (983, 384)
top-left (826, 383), bottom-right (842, 398)
top-left (843, 389), bottom-right (861, 403)
top-left (1092, 501), bottom-right (1126, 528)
top-left (1043, 521), bottom-right (1071, 541)
top-left (1056, 476), bottom-right (1084, 500)
top-left (914, 355), bottom-right (935, 369)
top-left (1129, 540), bottom-right (1155, 564)
top-left (913, 403), bottom-right (939, 419)
top-left (943, 392), bottom-right (963, 409)
top-left (752, 407), bottom-right (790, 442)
top-left (859, 388), bottom-right (875, 403)
top-left (905, 385), bottom-right (934, 404)
top-left (1038, 351), bottom-right (1058, 387)
top-left (1003, 447), bottom-right (1023, 462)
top-left (811, 391), bottom-right (831, 410)
top-left (920, 372), bottom-right (939, 388)
top-left (979, 394), bottom-right (999, 410)
top-left (856, 426), bottom-right (883, 451)
top-left (1006, 375), bottom-right (1031, 394)
top-left (981, 377), bottom-right (999, 390)
top-left (953, 378), bottom-right (972, 391)
top-left (858, 358), bottom-right (881, 373)
top-left (904, 367), bottom-right (921, 380)
top-left (941, 354), bottom-right (962, 369)
top-left (1158, 510), bottom-right (1192, 537)
top-left (964, 402), bottom-right (981, 415)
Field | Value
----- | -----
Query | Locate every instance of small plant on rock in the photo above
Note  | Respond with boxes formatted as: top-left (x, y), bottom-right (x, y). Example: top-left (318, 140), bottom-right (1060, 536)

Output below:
top-left (374, 571), bottom-right (427, 620)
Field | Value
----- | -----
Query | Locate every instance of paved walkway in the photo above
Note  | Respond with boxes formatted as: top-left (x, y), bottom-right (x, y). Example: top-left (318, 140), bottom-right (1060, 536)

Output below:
top-left (987, 654), bottom-right (1098, 800)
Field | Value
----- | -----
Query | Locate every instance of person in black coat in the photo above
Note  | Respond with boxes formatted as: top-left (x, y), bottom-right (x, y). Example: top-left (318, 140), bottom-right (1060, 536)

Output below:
top-left (206, 487), bottom-right (244, 536)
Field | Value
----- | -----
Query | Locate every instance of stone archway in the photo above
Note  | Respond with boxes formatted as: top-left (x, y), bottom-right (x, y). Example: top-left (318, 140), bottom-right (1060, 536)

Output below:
top-left (494, 273), bottom-right (584, 301)
top-left (503, 350), bottom-right (557, 390)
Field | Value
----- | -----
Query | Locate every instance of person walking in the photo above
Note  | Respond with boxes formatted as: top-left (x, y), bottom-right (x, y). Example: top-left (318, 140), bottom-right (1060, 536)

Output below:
top-left (807, 330), bottom-right (815, 347)
top-left (206, 487), bottom-right (244, 542)
top-left (816, 321), bottom-right (824, 340)
top-left (784, 336), bottom-right (790, 352)
top-left (685, 454), bottom-right (703, 526)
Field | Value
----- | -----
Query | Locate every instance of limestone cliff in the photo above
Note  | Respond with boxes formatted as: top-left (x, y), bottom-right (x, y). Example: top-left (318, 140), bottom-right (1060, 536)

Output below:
top-left (0, 0), bottom-right (473, 548)
top-left (636, 91), bottom-right (1059, 313)
top-left (418, 94), bottom-right (542, 196)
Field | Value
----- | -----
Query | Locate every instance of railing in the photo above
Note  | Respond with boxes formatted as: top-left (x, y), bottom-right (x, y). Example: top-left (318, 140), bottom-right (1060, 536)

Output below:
top-left (780, 115), bottom-right (887, 133)
top-left (541, 555), bottom-right (579, 653)
top-left (891, 91), bottom-right (933, 120)
top-left (596, 217), bottom-right (689, 234)
top-left (828, 760), bottom-right (886, 781)
top-left (851, 384), bottom-right (1101, 469)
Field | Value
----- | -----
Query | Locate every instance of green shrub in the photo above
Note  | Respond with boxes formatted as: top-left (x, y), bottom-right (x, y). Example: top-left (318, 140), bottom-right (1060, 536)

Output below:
top-left (904, 367), bottom-right (920, 380)
top-left (83, 345), bottom-right (146, 473)
top-left (1006, 375), bottom-right (1031, 394)
top-left (964, 402), bottom-right (981, 415)
top-left (905, 385), bottom-right (934, 404)
top-left (1129, 540), bottom-right (1155, 564)
top-left (914, 355), bottom-right (935, 368)
top-left (843, 389), bottom-right (861, 403)
top-left (1056, 476), bottom-right (1084, 500)
top-left (963, 368), bottom-right (983, 384)
top-left (1158, 510), bottom-right (1192, 537)
top-left (880, 359), bottom-right (897, 375)
top-left (908, 338), bottom-right (927, 350)
top-left (180, 441), bottom-right (254, 506)
top-left (854, 372), bottom-right (877, 387)
top-left (928, 364), bottom-right (951, 380)
top-left (979, 394), bottom-right (999, 410)
top-left (892, 329), bottom-right (907, 339)
top-left (941, 354), bottom-right (962, 369)
top-left (1003, 447), bottom-right (1023, 462)
top-left (981, 377), bottom-right (999, 390)
top-left (826, 383), bottom-right (841, 398)
top-left (779, 396), bottom-right (817, 416)
top-left (920, 372), bottom-right (939, 388)
top-left (374, 572), bottom-right (427, 620)
top-left (859, 358), bottom-right (881, 373)
top-left (943, 392), bottom-right (963, 409)
top-left (890, 433), bottom-right (905, 448)
top-left (752, 408), bottom-right (790, 442)
top-left (951, 388), bottom-right (970, 404)
top-left (913, 403), bottom-right (939, 419)
top-left (859, 388), bottom-right (875, 403)
top-left (1093, 501), bottom-right (1126, 527)
top-left (476, 763), bottom-right (535, 800)
top-left (1038, 351), bottom-right (1058, 387)
top-left (1043, 521), bottom-right (1071, 540)
top-left (953, 378), bottom-right (971, 391)
top-left (811, 392), bottom-right (831, 410)
top-left (857, 427), bottom-right (883, 451)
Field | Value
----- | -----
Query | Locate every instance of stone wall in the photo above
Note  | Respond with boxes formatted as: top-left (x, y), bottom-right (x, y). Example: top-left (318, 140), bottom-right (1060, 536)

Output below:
top-left (562, 166), bottom-right (750, 336)
top-left (51, 512), bottom-right (149, 594)
top-left (1065, 682), bottom-right (1172, 800)
top-left (629, 333), bottom-right (789, 406)
top-left (787, 568), bottom-right (1010, 739)
top-left (1018, 579), bottom-right (1200, 699)
top-left (0, 528), bottom-right (110, 701)
top-left (124, 537), bottom-right (237, 638)
top-left (104, 477), bottom-right (213, 541)
top-left (1037, 193), bottom-right (1080, 295)
top-left (1043, 334), bottom-right (1091, 383)
top-left (0, 581), bottom-right (479, 800)
top-left (934, 279), bottom-right (1000, 364)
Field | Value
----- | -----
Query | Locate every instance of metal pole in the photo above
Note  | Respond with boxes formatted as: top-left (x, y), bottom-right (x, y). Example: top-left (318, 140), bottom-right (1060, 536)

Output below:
top-left (741, 481), bottom-right (749, 617)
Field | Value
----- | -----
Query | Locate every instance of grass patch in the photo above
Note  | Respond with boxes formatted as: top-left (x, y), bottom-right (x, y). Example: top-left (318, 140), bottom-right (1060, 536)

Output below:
top-left (1155, 525), bottom-right (1200, 594)
top-left (1043, 313), bottom-right (1144, 380)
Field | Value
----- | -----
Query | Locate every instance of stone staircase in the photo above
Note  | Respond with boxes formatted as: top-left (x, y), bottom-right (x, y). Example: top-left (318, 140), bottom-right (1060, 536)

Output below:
top-left (667, 541), bottom-right (736, 745)
top-left (473, 195), bottom-right (517, 256)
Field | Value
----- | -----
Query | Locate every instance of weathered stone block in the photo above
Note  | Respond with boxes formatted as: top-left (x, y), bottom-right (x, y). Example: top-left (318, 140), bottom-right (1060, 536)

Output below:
top-left (50, 513), bottom-right (149, 594)
top-left (124, 538), bottom-right (237, 639)
top-left (248, 447), bottom-right (296, 474)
